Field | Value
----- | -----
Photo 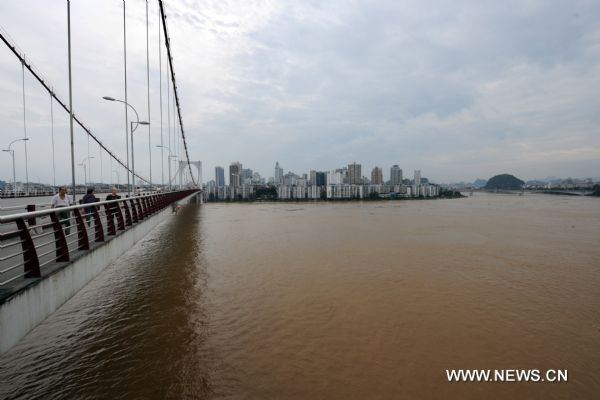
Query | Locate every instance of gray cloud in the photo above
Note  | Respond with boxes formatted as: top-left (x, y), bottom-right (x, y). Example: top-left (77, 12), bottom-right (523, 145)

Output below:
top-left (1, 0), bottom-right (599, 187)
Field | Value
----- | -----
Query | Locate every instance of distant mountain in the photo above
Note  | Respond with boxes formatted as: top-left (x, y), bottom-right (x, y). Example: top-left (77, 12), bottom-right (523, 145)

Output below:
top-left (472, 179), bottom-right (487, 188)
top-left (485, 174), bottom-right (524, 190)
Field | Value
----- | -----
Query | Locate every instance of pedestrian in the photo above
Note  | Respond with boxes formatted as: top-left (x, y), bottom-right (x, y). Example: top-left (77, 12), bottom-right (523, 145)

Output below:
top-left (51, 186), bottom-right (71, 235)
top-left (106, 187), bottom-right (121, 201)
top-left (106, 187), bottom-right (122, 215)
top-left (80, 187), bottom-right (99, 226)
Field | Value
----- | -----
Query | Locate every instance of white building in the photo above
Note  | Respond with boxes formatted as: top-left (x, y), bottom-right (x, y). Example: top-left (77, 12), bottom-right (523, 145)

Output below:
top-left (307, 186), bottom-right (320, 199)
top-left (274, 162), bottom-right (284, 186)
top-left (278, 185), bottom-right (292, 199)
top-left (390, 165), bottom-right (403, 185)
top-left (293, 186), bottom-right (306, 199)
top-left (327, 171), bottom-right (343, 185)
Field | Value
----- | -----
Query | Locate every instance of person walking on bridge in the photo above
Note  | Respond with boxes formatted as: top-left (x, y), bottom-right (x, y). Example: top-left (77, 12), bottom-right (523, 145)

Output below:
top-left (80, 188), bottom-right (99, 227)
top-left (106, 187), bottom-right (121, 201)
top-left (105, 187), bottom-right (122, 217)
top-left (51, 186), bottom-right (71, 235)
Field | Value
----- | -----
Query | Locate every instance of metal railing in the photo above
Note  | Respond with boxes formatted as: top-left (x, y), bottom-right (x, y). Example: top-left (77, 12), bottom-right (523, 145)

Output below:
top-left (0, 189), bottom-right (199, 288)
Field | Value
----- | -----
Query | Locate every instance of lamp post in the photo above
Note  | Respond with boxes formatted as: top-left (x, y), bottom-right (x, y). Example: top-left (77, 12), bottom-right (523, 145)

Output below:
top-left (102, 96), bottom-right (149, 196)
top-left (79, 156), bottom-right (94, 187)
top-left (2, 138), bottom-right (30, 197)
top-left (156, 145), bottom-right (174, 191)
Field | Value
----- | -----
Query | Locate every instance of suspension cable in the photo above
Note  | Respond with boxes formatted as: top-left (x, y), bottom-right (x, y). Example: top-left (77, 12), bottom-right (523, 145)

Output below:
top-left (146, 0), bottom-right (152, 186)
top-left (0, 28), bottom-right (150, 185)
top-left (50, 91), bottom-right (56, 189)
top-left (158, 0), bottom-right (197, 186)
top-left (158, 6), bottom-right (164, 187)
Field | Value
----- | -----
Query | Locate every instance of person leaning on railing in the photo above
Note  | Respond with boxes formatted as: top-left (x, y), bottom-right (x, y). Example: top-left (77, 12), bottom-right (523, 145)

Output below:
top-left (51, 186), bottom-right (71, 235)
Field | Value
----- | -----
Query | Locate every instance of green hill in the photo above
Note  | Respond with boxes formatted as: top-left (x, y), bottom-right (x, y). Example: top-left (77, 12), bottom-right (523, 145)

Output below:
top-left (485, 174), bottom-right (524, 190)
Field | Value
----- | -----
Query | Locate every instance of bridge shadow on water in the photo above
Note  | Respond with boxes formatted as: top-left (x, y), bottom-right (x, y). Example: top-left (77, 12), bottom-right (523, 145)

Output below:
top-left (0, 204), bottom-right (216, 399)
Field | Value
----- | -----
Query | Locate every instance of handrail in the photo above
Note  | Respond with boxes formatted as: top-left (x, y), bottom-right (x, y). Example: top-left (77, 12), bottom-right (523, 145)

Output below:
top-left (0, 198), bottom-right (125, 223)
top-left (0, 191), bottom-right (182, 223)
top-left (1, 189), bottom-right (200, 288)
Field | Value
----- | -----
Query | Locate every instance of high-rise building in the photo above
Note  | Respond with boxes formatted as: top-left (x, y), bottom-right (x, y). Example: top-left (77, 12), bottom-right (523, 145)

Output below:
top-left (414, 170), bottom-right (421, 187)
top-left (371, 167), bottom-right (383, 184)
top-left (274, 161), bottom-right (284, 186)
top-left (215, 166), bottom-right (225, 187)
top-left (283, 172), bottom-right (299, 186)
top-left (390, 165), bottom-right (403, 185)
top-left (309, 170), bottom-right (317, 186)
top-left (242, 168), bottom-right (253, 181)
top-left (327, 171), bottom-right (343, 185)
top-left (229, 162), bottom-right (242, 187)
top-left (316, 171), bottom-right (326, 187)
top-left (348, 162), bottom-right (361, 185)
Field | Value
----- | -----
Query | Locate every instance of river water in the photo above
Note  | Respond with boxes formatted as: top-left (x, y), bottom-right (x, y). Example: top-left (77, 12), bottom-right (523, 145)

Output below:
top-left (0, 193), bottom-right (598, 399)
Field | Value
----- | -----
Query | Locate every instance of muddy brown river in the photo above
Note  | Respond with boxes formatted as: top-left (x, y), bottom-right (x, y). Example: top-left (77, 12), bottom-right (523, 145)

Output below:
top-left (0, 193), bottom-right (598, 399)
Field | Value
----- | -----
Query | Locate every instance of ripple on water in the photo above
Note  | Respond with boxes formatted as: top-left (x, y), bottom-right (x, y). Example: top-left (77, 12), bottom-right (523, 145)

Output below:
top-left (1, 197), bottom-right (599, 399)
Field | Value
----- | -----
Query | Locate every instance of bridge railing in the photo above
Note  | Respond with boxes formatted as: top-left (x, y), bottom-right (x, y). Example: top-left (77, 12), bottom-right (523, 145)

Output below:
top-left (0, 189), bottom-right (199, 288)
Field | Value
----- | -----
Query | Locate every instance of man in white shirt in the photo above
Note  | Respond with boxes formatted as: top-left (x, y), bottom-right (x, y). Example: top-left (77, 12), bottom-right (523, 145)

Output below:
top-left (51, 186), bottom-right (71, 235)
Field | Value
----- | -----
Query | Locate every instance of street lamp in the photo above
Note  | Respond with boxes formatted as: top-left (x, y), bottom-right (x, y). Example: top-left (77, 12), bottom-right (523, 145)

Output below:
top-left (2, 138), bottom-right (30, 197)
top-left (156, 145), bottom-right (175, 191)
top-left (79, 156), bottom-right (95, 187)
top-left (102, 96), bottom-right (149, 196)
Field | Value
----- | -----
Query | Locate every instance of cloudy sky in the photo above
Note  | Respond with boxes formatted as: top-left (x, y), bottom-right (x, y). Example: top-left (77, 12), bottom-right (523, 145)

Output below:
top-left (1, 0), bottom-right (599, 185)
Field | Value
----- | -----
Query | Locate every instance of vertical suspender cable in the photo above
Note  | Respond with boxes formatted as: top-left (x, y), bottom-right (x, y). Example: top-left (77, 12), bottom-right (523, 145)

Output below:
top-left (158, 7), bottom-right (164, 188)
top-left (21, 61), bottom-right (30, 195)
top-left (67, 0), bottom-right (76, 203)
top-left (167, 62), bottom-right (171, 186)
top-left (50, 91), bottom-right (56, 190)
top-left (146, 0), bottom-right (152, 186)
top-left (87, 131), bottom-right (90, 186)
top-left (100, 145), bottom-right (103, 188)
top-left (171, 79), bottom-right (176, 186)
top-left (123, 0), bottom-right (131, 196)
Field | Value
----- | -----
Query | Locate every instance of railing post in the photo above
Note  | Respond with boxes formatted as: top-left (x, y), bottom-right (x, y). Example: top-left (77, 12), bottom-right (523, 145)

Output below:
top-left (15, 218), bottom-right (41, 278)
top-left (142, 196), bottom-right (150, 215)
top-left (73, 208), bottom-right (90, 250)
top-left (148, 196), bottom-right (155, 214)
top-left (122, 201), bottom-right (132, 226)
top-left (26, 204), bottom-right (36, 227)
top-left (50, 212), bottom-right (70, 262)
top-left (129, 199), bottom-right (138, 223)
top-left (92, 205), bottom-right (104, 242)
top-left (135, 198), bottom-right (144, 220)
top-left (114, 202), bottom-right (125, 230)
top-left (146, 195), bottom-right (153, 214)
top-left (141, 197), bottom-right (149, 218)
top-left (149, 196), bottom-right (155, 214)
top-left (103, 203), bottom-right (116, 235)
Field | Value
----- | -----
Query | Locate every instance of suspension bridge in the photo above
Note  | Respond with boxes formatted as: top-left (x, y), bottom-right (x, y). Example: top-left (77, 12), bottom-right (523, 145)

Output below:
top-left (0, 0), bottom-right (202, 354)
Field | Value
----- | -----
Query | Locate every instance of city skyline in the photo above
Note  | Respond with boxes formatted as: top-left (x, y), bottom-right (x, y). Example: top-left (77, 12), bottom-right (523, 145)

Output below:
top-left (1, 1), bottom-right (599, 186)
top-left (2, 157), bottom-right (599, 189)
